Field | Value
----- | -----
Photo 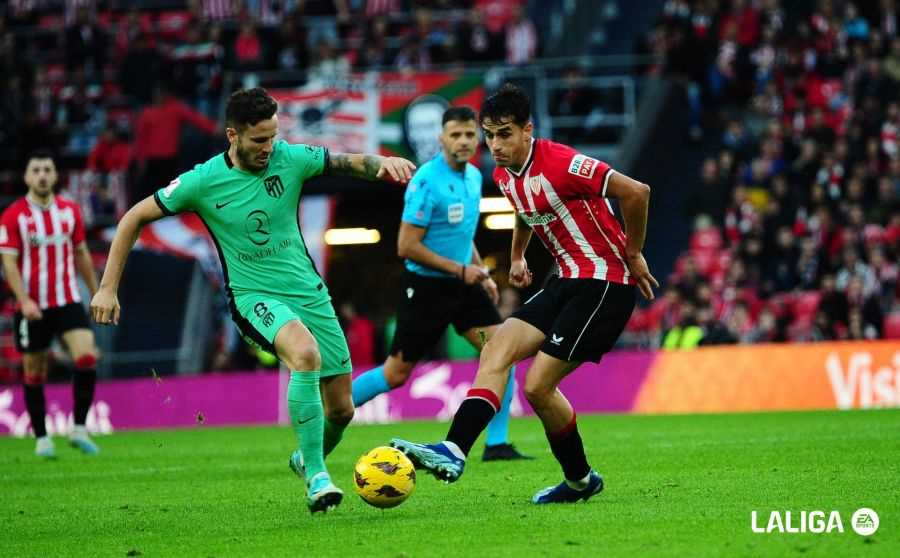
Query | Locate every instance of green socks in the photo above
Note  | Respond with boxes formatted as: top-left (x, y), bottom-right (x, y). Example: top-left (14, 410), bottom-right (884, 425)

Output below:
top-left (323, 418), bottom-right (347, 458)
top-left (287, 371), bottom-right (327, 480)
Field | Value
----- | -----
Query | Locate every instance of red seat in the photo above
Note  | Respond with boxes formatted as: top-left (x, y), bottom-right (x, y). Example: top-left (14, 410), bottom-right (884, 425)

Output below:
top-left (793, 291), bottom-right (822, 321)
top-left (884, 313), bottom-right (900, 339)
top-left (689, 228), bottom-right (723, 251)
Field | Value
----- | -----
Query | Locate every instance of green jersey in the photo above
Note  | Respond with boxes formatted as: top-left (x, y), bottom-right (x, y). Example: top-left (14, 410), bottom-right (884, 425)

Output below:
top-left (154, 140), bottom-right (329, 303)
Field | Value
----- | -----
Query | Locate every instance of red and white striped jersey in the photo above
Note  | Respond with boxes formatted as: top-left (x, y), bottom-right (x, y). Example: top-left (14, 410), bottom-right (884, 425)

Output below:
top-left (493, 138), bottom-right (634, 285)
top-left (0, 196), bottom-right (86, 309)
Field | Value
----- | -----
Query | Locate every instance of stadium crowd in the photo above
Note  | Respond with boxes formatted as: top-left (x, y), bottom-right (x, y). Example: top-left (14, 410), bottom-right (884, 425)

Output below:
top-left (633, 0), bottom-right (900, 346)
top-left (0, 0), bottom-right (538, 378)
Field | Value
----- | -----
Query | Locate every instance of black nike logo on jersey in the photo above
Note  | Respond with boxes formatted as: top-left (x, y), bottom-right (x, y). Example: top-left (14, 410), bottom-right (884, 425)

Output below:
top-left (297, 416), bottom-right (315, 425)
top-left (216, 200), bottom-right (233, 209)
top-left (341, 358), bottom-right (350, 366)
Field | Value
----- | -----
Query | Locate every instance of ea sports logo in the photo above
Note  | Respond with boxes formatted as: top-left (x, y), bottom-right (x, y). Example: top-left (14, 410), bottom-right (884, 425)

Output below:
top-left (851, 508), bottom-right (879, 536)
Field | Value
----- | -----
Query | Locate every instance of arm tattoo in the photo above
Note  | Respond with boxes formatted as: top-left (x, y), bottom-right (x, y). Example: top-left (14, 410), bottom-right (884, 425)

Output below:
top-left (362, 155), bottom-right (381, 179)
top-left (328, 153), bottom-right (354, 175)
top-left (328, 153), bottom-right (385, 180)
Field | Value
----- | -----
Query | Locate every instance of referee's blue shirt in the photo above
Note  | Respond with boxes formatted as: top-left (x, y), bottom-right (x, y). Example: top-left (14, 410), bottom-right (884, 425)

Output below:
top-left (401, 153), bottom-right (482, 277)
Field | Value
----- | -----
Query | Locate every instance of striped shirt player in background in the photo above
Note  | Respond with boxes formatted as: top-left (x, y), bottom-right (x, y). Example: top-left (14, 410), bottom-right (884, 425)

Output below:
top-left (0, 150), bottom-right (102, 458)
top-left (392, 83), bottom-right (659, 504)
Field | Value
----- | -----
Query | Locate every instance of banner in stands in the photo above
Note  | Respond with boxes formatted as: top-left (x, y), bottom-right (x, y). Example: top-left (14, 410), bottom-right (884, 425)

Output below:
top-left (270, 72), bottom-right (485, 165)
top-left (1, 341), bottom-right (897, 436)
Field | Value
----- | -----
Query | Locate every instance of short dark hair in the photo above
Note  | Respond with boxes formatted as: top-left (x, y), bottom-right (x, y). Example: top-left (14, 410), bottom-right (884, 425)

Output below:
top-left (25, 149), bottom-right (56, 168)
top-left (225, 87), bottom-right (278, 131)
top-left (479, 83), bottom-right (531, 127)
top-left (442, 106), bottom-right (477, 126)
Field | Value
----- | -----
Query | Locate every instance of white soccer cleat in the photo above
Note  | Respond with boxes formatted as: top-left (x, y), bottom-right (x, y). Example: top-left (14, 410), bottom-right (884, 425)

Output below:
top-left (35, 436), bottom-right (56, 459)
top-left (69, 426), bottom-right (100, 455)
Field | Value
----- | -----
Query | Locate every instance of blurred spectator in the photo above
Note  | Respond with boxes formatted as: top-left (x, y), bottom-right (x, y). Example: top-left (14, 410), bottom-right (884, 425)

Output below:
top-left (298, 0), bottom-right (350, 49)
top-left (476, 0), bottom-right (521, 35)
top-left (458, 8), bottom-right (501, 63)
top-left (308, 39), bottom-right (350, 82)
top-left (132, 86), bottom-right (219, 204)
top-left (271, 19), bottom-right (308, 71)
top-left (844, 3), bottom-right (870, 42)
top-left (340, 302), bottom-right (375, 367)
top-left (835, 247), bottom-right (879, 296)
top-left (199, 0), bottom-right (241, 22)
top-left (119, 33), bottom-right (163, 106)
top-left (354, 16), bottom-right (391, 69)
top-left (64, 6), bottom-right (107, 78)
top-left (234, 21), bottom-right (265, 71)
top-left (172, 26), bottom-right (225, 117)
top-left (86, 123), bottom-right (132, 174)
top-left (505, 3), bottom-right (536, 65)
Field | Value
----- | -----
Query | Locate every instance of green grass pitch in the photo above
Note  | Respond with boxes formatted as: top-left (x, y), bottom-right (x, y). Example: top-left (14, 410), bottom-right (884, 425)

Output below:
top-left (2, 409), bottom-right (899, 557)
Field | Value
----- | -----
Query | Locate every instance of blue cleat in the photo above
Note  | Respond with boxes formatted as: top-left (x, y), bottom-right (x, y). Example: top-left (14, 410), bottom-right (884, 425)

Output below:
top-left (390, 438), bottom-right (465, 482)
top-left (532, 470), bottom-right (604, 504)
top-left (288, 450), bottom-right (306, 481)
top-left (69, 428), bottom-right (100, 455)
top-left (306, 472), bottom-right (343, 514)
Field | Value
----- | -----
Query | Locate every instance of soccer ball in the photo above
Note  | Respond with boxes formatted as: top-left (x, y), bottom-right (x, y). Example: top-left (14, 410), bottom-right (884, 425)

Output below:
top-left (353, 446), bottom-right (416, 509)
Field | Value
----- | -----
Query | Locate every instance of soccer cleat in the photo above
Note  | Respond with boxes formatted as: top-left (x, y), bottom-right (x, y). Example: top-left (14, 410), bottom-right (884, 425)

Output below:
top-left (390, 438), bottom-right (465, 482)
top-left (288, 450), bottom-right (306, 481)
top-left (35, 436), bottom-right (56, 459)
top-left (306, 472), bottom-right (343, 514)
top-left (69, 427), bottom-right (100, 455)
top-left (482, 443), bottom-right (534, 462)
top-left (531, 470), bottom-right (604, 505)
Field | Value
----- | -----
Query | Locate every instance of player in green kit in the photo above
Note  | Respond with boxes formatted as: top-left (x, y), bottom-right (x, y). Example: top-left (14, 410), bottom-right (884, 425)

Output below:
top-left (90, 88), bottom-right (415, 513)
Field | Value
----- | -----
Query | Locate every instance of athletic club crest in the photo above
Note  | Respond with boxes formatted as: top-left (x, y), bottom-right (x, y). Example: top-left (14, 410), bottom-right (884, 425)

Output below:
top-left (527, 174), bottom-right (543, 195)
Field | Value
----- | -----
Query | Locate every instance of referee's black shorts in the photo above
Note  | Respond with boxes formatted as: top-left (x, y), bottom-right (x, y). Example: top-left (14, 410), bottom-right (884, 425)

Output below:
top-left (511, 275), bottom-right (635, 363)
top-left (390, 270), bottom-right (501, 362)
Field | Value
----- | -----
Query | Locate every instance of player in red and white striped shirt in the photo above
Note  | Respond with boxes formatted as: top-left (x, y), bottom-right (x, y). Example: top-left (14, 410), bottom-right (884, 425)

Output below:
top-left (0, 151), bottom-right (102, 458)
top-left (391, 84), bottom-right (658, 504)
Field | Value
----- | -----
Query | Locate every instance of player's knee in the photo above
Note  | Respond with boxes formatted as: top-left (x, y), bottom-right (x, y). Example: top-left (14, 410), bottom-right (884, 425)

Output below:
top-left (479, 340), bottom-right (513, 376)
top-left (23, 372), bottom-right (46, 386)
top-left (326, 405), bottom-right (354, 426)
top-left (283, 342), bottom-right (321, 371)
top-left (74, 353), bottom-right (98, 370)
top-left (523, 381), bottom-right (553, 407)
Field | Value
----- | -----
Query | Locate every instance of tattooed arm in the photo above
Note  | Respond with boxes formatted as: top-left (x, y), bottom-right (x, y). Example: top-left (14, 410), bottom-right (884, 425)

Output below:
top-left (327, 153), bottom-right (416, 183)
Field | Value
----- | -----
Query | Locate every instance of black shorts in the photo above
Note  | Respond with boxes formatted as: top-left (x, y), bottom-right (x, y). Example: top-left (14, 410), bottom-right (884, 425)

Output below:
top-left (14, 303), bottom-right (90, 353)
top-left (512, 276), bottom-right (635, 363)
top-left (390, 270), bottom-right (501, 362)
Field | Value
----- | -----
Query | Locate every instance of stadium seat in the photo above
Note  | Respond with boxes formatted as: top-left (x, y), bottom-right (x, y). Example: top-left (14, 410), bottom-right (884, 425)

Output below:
top-left (884, 313), bottom-right (900, 339)
top-left (792, 291), bottom-right (822, 322)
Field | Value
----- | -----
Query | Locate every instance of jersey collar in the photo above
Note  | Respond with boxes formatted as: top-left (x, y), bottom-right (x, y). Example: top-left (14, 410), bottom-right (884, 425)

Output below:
top-left (26, 193), bottom-right (56, 210)
top-left (505, 138), bottom-right (536, 179)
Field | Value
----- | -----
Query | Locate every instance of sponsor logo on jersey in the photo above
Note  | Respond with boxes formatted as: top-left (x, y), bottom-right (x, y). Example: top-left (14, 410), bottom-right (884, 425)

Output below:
top-left (568, 154), bottom-right (599, 179)
top-left (520, 212), bottom-right (558, 226)
top-left (245, 210), bottom-right (271, 246)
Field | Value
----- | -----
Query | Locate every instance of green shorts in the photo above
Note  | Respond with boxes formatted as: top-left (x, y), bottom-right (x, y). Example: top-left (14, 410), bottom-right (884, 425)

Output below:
top-left (231, 293), bottom-right (352, 377)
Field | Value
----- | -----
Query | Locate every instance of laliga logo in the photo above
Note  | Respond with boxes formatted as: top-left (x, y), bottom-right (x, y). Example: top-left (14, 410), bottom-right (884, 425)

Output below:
top-left (751, 508), bottom-right (879, 536)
